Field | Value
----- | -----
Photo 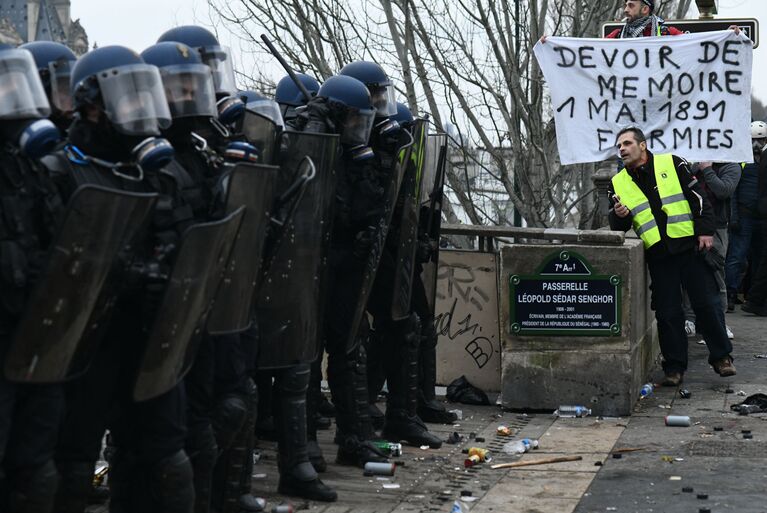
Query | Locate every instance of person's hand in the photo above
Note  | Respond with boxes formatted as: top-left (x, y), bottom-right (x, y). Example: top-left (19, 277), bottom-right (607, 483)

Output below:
top-left (539, 35), bottom-right (548, 43)
top-left (613, 195), bottom-right (630, 218)
top-left (698, 235), bottom-right (714, 251)
top-left (728, 25), bottom-right (741, 35)
top-left (697, 161), bottom-right (713, 170)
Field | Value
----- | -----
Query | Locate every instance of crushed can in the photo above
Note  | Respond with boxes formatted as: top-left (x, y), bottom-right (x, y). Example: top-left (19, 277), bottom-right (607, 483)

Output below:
top-left (373, 441), bottom-right (403, 457)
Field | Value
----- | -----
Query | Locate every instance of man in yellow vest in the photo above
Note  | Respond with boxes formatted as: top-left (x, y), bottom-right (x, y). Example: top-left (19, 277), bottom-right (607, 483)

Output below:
top-left (608, 127), bottom-right (736, 386)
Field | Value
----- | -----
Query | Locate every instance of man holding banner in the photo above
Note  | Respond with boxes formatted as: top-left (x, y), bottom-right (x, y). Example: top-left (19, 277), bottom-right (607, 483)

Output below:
top-left (607, 127), bottom-right (736, 385)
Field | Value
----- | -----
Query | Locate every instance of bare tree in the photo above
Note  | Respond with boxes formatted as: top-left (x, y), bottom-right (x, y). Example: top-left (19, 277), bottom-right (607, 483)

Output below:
top-left (207, 0), bottom-right (692, 228)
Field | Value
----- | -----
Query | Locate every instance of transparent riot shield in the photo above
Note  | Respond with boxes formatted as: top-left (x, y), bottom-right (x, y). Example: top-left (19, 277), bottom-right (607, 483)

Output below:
top-left (389, 119), bottom-right (429, 320)
top-left (206, 163), bottom-right (277, 335)
top-left (256, 131), bottom-right (339, 370)
top-left (419, 134), bottom-right (448, 314)
top-left (4, 186), bottom-right (157, 383)
top-left (132, 208), bottom-right (245, 401)
top-left (240, 109), bottom-right (280, 165)
top-left (345, 129), bottom-right (415, 352)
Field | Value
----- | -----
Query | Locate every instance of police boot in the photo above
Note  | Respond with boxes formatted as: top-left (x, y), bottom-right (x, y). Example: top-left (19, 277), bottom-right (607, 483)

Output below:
top-left (146, 450), bottom-right (195, 513)
top-left (53, 460), bottom-right (93, 513)
top-left (417, 317), bottom-right (457, 424)
top-left (330, 342), bottom-right (389, 467)
top-left (6, 460), bottom-right (59, 513)
top-left (275, 364), bottom-right (337, 502)
top-left (187, 424), bottom-right (218, 513)
top-left (382, 315), bottom-right (443, 449)
top-left (366, 327), bottom-right (387, 430)
top-left (212, 380), bottom-right (264, 513)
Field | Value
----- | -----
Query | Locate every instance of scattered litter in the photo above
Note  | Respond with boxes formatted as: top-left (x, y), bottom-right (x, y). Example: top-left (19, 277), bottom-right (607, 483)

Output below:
top-left (376, 477), bottom-right (390, 481)
top-left (697, 493), bottom-right (708, 500)
top-left (449, 409), bottom-right (463, 420)
top-left (731, 394), bottom-right (767, 415)
top-left (640, 383), bottom-right (654, 398)
top-left (713, 427), bottom-right (723, 432)
top-left (446, 376), bottom-right (490, 405)
top-left (496, 425), bottom-right (512, 436)
top-left (475, 437), bottom-right (486, 443)
top-left (363, 462), bottom-right (396, 476)
top-left (737, 390), bottom-right (747, 396)
top-left (382, 483), bottom-right (400, 489)
top-left (754, 354), bottom-right (767, 359)
top-left (725, 388), bottom-right (734, 394)
top-left (460, 496), bottom-right (478, 503)
top-left (612, 453), bottom-right (622, 459)
top-left (661, 456), bottom-right (674, 463)
top-left (679, 389), bottom-right (692, 399)
top-left (271, 505), bottom-right (293, 513)
top-left (683, 487), bottom-right (694, 493)
top-left (373, 441), bottom-right (403, 457)
top-left (658, 405), bottom-right (672, 409)
top-left (446, 432), bottom-right (463, 444)
top-left (744, 433), bottom-right (753, 439)
top-left (665, 415), bottom-right (691, 427)
top-left (464, 454), bottom-right (482, 468)
top-left (613, 447), bottom-right (645, 454)
top-left (469, 432), bottom-right (477, 439)
top-left (594, 461), bottom-right (603, 466)
top-left (450, 500), bottom-right (465, 513)
top-left (460, 490), bottom-right (473, 497)
top-left (742, 430), bottom-right (752, 435)
top-left (252, 473), bottom-right (267, 480)
top-left (502, 439), bottom-right (538, 455)
top-left (606, 508), bottom-right (617, 511)
top-left (554, 405), bottom-right (592, 418)
top-left (420, 445), bottom-right (430, 450)
top-left (669, 476), bottom-right (682, 481)
top-left (674, 458), bottom-right (684, 462)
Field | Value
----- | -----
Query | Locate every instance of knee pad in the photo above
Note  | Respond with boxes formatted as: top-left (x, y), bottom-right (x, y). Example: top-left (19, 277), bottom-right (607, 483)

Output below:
top-left (213, 395), bottom-right (248, 451)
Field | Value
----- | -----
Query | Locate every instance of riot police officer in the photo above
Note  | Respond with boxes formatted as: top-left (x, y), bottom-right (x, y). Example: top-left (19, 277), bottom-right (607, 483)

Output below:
top-left (0, 43), bottom-right (65, 513)
top-left (339, 62), bottom-right (442, 448)
top-left (19, 41), bottom-right (77, 133)
top-left (292, 75), bottom-right (392, 469)
top-left (51, 45), bottom-right (204, 513)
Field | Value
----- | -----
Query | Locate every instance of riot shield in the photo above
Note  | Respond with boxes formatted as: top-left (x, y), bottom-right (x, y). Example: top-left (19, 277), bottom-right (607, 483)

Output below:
top-left (240, 109), bottom-right (280, 165)
top-left (389, 119), bottom-right (430, 321)
top-left (132, 208), bottom-right (245, 402)
top-left (256, 131), bottom-right (339, 370)
top-left (345, 130), bottom-right (416, 352)
top-left (4, 186), bottom-right (157, 383)
top-left (419, 134), bottom-right (449, 314)
top-left (206, 163), bottom-right (277, 335)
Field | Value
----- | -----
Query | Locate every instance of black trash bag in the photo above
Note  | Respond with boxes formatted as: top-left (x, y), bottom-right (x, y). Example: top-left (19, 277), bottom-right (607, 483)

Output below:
top-left (730, 393), bottom-right (767, 414)
top-left (446, 375), bottom-right (490, 405)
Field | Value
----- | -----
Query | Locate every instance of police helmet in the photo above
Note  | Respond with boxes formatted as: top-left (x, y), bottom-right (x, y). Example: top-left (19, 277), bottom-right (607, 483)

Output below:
top-left (392, 102), bottom-right (414, 126)
top-left (70, 45), bottom-right (172, 136)
top-left (339, 61), bottom-right (396, 117)
top-left (275, 73), bottom-right (320, 107)
top-left (20, 41), bottom-right (77, 114)
top-left (238, 90), bottom-right (283, 128)
top-left (158, 25), bottom-right (237, 97)
top-left (317, 75), bottom-right (376, 146)
top-left (0, 44), bottom-right (52, 120)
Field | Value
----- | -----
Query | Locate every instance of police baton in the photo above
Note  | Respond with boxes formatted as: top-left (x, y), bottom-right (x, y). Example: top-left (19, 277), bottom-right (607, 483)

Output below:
top-left (260, 34), bottom-right (313, 103)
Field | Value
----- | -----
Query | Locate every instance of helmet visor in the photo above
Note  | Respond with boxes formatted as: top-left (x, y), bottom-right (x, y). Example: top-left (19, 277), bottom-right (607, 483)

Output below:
top-left (341, 108), bottom-right (376, 146)
top-left (199, 45), bottom-right (237, 96)
top-left (245, 99), bottom-right (284, 129)
top-left (96, 64), bottom-right (172, 136)
top-left (160, 64), bottom-right (217, 119)
top-left (48, 59), bottom-right (74, 113)
top-left (0, 49), bottom-right (51, 119)
top-left (370, 84), bottom-right (397, 117)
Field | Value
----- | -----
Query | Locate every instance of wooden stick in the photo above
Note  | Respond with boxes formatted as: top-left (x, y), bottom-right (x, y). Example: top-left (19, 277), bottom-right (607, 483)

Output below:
top-left (491, 455), bottom-right (582, 469)
top-left (613, 447), bottom-right (646, 454)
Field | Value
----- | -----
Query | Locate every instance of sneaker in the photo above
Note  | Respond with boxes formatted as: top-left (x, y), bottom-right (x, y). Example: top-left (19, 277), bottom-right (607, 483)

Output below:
top-left (684, 320), bottom-right (696, 337)
top-left (712, 356), bottom-right (737, 377)
top-left (660, 372), bottom-right (683, 387)
top-left (726, 325), bottom-right (734, 339)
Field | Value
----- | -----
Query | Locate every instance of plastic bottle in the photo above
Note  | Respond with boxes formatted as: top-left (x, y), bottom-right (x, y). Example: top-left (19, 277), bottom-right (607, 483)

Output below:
top-left (555, 405), bottom-right (592, 418)
top-left (639, 383), bottom-right (654, 398)
top-left (501, 438), bottom-right (538, 454)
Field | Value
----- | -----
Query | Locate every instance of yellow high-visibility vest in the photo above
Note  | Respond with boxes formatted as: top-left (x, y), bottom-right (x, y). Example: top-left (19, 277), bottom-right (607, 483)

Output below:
top-left (611, 153), bottom-right (694, 249)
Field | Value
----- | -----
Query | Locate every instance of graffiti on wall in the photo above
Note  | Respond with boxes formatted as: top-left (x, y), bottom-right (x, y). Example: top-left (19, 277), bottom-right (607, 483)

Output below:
top-left (434, 252), bottom-right (500, 392)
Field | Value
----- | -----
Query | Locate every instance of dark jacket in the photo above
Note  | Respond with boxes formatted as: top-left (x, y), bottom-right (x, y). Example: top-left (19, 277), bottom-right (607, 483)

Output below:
top-left (757, 149), bottom-right (767, 219)
top-left (693, 162), bottom-right (741, 229)
top-left (608, 151), bottom-right (715, 261)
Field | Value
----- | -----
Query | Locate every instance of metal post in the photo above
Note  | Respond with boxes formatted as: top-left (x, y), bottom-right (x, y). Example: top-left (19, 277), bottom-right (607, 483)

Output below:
top-left (695, 0), bottom-right (718, 19)
top-left (591, 160), bottom-right (618, 229)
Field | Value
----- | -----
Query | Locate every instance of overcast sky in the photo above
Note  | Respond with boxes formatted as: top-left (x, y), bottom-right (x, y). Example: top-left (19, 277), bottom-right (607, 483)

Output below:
top-left (70, 0), bottom-right (767, 102)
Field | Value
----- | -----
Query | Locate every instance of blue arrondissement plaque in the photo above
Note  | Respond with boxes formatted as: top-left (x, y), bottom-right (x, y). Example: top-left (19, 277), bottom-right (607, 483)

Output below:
top-left (509, 250), bottom-right (622, 336)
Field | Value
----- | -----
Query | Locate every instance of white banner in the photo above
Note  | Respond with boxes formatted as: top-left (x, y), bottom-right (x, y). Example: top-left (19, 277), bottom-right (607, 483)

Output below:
top-left (534, 30), bottom-right (753, 165)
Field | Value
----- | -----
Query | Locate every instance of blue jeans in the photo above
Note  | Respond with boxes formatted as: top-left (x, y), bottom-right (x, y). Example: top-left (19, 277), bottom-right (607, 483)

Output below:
top-left (725, 217), bottom-right (762, 292)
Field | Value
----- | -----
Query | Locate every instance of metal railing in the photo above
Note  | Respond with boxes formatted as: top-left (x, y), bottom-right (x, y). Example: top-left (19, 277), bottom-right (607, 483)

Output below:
top-left (441, 224), bottom-right (626, 252)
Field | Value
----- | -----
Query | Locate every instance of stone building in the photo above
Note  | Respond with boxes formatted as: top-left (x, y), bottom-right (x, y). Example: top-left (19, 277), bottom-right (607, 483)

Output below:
top-left (0, 0), bottom-right (87, 54)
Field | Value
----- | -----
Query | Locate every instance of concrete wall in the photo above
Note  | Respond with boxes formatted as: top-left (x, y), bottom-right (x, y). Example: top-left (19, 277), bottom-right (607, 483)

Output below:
top-left (499, 240), bottom-right (658, 416)
top-left (435, 251), bottom-right (502, 392)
